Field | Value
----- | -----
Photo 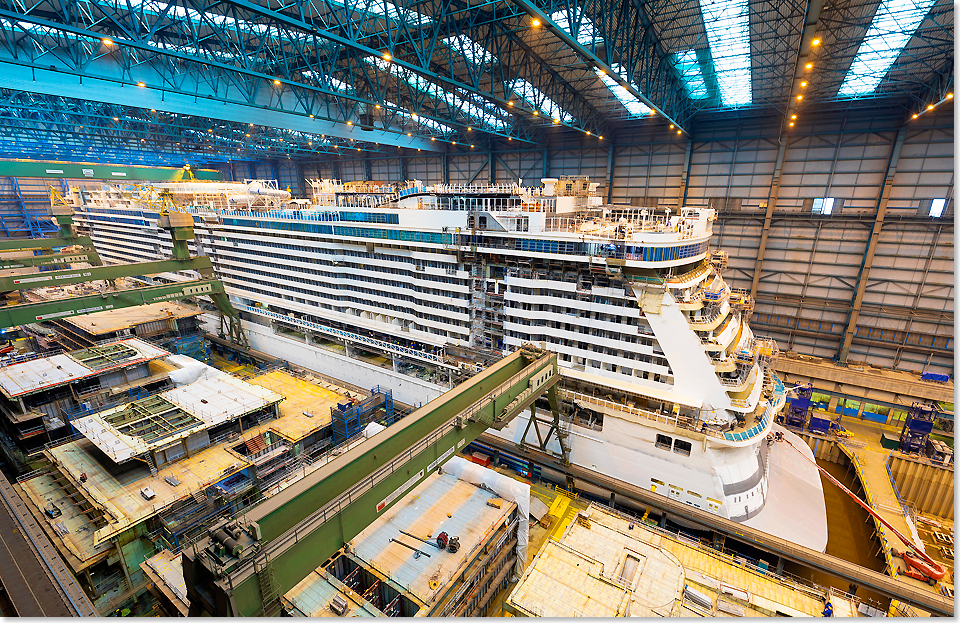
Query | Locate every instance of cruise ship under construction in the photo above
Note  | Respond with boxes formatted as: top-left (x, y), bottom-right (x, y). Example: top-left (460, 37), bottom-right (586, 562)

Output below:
top-left (0, 176), bottom-right (949, 618)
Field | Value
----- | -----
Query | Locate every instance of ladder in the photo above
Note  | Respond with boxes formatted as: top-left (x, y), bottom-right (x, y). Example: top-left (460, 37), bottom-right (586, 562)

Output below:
top-left (254, 553), bottom-right (281, 615)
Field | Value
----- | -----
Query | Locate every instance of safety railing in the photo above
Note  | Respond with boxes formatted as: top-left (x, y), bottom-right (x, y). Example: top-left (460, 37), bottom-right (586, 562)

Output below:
top-left (559, 389), bottom-right (678, 428)
top-left (237, 304), bottom-right (445, 365)
top-left (665, 261), bottom-right (710, 285)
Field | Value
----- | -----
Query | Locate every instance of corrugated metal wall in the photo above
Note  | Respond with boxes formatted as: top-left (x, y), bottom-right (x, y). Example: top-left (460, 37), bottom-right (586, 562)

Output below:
top-left (889, 455), bottom-right (954, 519)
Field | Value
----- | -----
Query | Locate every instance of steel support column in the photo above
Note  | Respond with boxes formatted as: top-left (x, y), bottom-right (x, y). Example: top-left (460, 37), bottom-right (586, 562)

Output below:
top-left (837, 127), bottom-right (908, 363)
top-left (605, 143), bottom-right (616, 204)
top-left (678, 140), bottom-right (693, 206)
top-left (363, 158), bottom-right (373, 182)
top-left (749, 136), bottom-right (789, 298)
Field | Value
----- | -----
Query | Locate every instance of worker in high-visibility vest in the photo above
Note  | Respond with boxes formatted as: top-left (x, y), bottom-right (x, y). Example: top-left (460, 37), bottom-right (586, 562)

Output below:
top-left (822, 600), bottom-right (834, 617)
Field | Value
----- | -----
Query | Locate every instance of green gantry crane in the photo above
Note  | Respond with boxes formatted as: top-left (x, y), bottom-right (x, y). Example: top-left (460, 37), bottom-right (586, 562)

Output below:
top-left (183, 344), bottom-right (562, 616)
top-left (0, 191), bottom-right (247, 347)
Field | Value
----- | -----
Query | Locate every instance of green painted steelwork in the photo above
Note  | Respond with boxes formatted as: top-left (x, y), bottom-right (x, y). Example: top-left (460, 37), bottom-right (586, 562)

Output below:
top-left (0, 256), bottom-right (215, 292)
top-left (0, 160), bottom-right (221, 181)
top-left (0, 235), bottom-right (95, 252)
top-left (0, 209), bottom-right (246, 346)
top-left (0, 278), bottom-right (222, 327)
top-left (0, 250), bottom-right (103, 269)
top-left (186, 346), bottom-right (560, 616)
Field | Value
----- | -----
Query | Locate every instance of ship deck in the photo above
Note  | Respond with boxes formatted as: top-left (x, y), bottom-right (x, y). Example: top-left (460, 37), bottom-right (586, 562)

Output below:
top-left (506, 494), bottom-right (859, 617)
top-left (242, 369), bottom-right (349, 441)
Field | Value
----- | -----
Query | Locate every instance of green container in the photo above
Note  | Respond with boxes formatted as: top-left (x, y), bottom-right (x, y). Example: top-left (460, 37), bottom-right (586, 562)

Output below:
top-left (880, 432), bottom-right (900, 450)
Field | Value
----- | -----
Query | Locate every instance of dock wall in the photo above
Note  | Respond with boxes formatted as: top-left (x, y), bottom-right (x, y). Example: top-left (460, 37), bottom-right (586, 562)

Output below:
top-left (888, 455), bottom-right (954, 520)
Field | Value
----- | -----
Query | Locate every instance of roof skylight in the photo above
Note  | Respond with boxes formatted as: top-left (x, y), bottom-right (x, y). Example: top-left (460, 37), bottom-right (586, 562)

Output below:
top-left (674, 51), bottom-right (709, 99)
top-left (550, 6), bottom-right (599, 46)
top-left (367, 57), bottom-right (508, 130)
top-left (511, 79), bottom-right (573, 121)
top-left (596, 65), bottom-right (652, 116)
top-left (697, 0), bottom-right (752, 106)
top-left (444, 35), bottom-right (496, 66)
top-left (837, 0), bottom-right (937, 97)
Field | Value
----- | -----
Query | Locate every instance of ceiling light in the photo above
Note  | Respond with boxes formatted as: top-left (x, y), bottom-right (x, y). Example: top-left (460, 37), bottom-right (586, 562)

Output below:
top-left (927, 104), bottom-right (934, 110)
top-left (431, 137), bottom-right (435, 141)
top-left (508, 101), bottom-right (513, 106)
top-left (508, 137), bottom-right (512, 141)
top-left (811, 38), bottom-right (821, 46)
top-left (467, 127), bottom-right (472, 131)
top-left (790, 114), bottom-right (797, 119)
top-left (533, 111), bottom-right (539, 116)
top-left (805, 63), bottom-right (812, 69)
top-left (102, 38), bottom-right (114, 46)
top-left (586, 131), bottom-right (591, 135)
top-left (531, 18), bottom-right (540, 26)
top-left (677, 130), bottom-right (682, 135)
top-left (309, 114), bottom-right (315, 118)
top-left (789, 122), bottom-right (794, 127)
top-left (912, 113), bottom-right (918, 118)
top-left (411, 113), bottom-right (419, 120)
top-left (347, 121), bottom-right (353, 125)
top-left (383, 53), bottom-right (392, 61)
top-left (471, 144), bottom-right (474, 148)
top-left (407, 133), bottom-right (412, 136)
top-left (150, 109), bottom-right (155, 112)
top-left (375, 104), bottom-right (381, 109)
top-left (598, 135), bottom-right (603, 140)
top-left (669, 124), bottom-right (674, 129)
top-left (800, 81), bottom-right (807, 87)
top-left (553, 118), bottom-right (559, 124)
top-left (357, 148), bottom-right (361, 151)
top-left (947, 93), bottom-right (954, 99)
top-left (113, 117), bottom-right (119, 121)
top-left (273, 79), bottom-right (281, 85)
top-left (797, 95), bottom-right (803, 100)
top-left (137, 81), bottom-right (146, 87)
top-left (452, 141), bottom-right (456, 145)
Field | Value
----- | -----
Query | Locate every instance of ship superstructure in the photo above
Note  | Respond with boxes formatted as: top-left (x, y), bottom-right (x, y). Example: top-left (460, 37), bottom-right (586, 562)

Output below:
top-left (71, 176), bottom-right (827, 551)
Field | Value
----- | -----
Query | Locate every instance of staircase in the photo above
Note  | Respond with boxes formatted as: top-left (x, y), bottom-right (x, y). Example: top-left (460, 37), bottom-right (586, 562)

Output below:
top-left (0, 177), bottom-right (62, 237)
top-left (143, 452), bottom-right (159, 477)
top-left (245, 433), bottom-right (267, 454)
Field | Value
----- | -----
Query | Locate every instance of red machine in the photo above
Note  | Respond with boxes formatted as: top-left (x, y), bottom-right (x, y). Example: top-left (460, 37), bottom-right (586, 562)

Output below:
top-left (775, 435), bottom-right (947, 585)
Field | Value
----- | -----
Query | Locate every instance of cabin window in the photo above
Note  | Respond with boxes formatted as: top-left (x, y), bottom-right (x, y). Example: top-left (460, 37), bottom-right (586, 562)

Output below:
top-left (655, 434), bottom-right (672, 450)
top-left (674, 440), bottom-right (692, 456)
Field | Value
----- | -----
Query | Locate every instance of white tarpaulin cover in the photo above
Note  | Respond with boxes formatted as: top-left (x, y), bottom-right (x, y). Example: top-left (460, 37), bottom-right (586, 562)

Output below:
top-left (363, 421), bottom-right (386, 438)
top-left (166, 355), bottom-right (221, 386)
top-left (441, 456), bottom-right (530, 574)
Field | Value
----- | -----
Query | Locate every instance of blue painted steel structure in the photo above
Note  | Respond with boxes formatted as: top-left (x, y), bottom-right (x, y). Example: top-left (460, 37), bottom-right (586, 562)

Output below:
top-left (898, 402), bottom-right (939, 454)
top-left (0, 0), bottom-right (949, 166)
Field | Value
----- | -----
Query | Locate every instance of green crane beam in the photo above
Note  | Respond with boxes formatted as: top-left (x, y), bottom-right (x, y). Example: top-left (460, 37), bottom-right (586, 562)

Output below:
top-left (0, 236), bottom-right (95, 252)
top-left (0, 249), bottom-right (102, 270)
top-left (184, 345), bottom-right (560, 616)
top-left (0, 279), bottom-right (225, 327)
top-left (0, 257), bottom-right (213, 292)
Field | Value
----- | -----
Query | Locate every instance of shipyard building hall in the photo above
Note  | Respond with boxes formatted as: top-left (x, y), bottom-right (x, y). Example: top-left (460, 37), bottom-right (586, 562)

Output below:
top-left (0, 0), bottom-right (950, 617)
